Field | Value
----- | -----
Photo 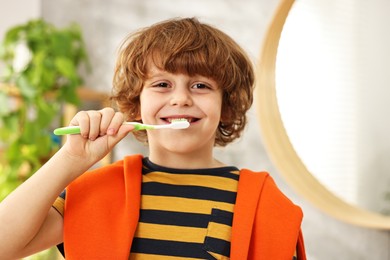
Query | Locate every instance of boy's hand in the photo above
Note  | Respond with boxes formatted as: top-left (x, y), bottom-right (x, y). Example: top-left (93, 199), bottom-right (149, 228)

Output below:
top-left (61, 107), bottom-right (134, 166)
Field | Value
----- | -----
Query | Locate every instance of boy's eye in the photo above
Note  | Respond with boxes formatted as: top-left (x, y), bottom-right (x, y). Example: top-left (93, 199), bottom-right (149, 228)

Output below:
top-left (192, 83), bottom-right (209, 89)
top-left (154, 82), bottom-right (169, 88)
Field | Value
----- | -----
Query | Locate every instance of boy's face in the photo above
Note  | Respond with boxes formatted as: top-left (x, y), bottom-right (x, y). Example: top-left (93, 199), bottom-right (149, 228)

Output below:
top-left (139, 62), bottom-right (223, 158)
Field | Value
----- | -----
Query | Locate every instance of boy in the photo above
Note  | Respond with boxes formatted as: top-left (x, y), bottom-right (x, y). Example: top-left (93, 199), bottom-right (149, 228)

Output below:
top-left (0, 17), bottom-right (306, 259)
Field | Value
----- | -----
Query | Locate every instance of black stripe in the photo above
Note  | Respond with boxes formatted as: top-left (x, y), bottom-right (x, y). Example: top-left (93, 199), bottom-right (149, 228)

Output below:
top-left (142, 182), bottom-right (237, 203)
top-left (131, 238), bottom-right (213, 259)
top-left (142, 158), bottom-right (239, 180)
top-left (59, 190), bottom-right (66, 199)
top-left (211, 208), bottom-right (234, 226)
top-left (139, 209), bottom-right (210, 228)
top-left (204, 237), bottom-right (231, 257)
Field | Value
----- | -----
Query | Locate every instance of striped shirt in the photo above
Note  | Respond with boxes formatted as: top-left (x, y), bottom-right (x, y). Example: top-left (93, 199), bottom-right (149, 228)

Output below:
top-left (129, 158), bottom-right (240, 259)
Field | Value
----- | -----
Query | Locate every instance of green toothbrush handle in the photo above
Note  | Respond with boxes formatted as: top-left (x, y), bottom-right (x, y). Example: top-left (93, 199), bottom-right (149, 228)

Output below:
top-left (53, 123), bottom-right (143, 136)
top-left (53, 126), bottom-right (81, 135)
top-left (53, 122), bottom-right (166, 136)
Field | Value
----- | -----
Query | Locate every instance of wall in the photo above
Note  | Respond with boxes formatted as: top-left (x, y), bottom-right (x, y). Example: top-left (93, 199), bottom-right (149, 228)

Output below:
top-left (27, 0), bottom-right (390, 259)
top-left (0, 0), bottom-right (41, 73)
top-left (0, 0), bottom-right (41, 40)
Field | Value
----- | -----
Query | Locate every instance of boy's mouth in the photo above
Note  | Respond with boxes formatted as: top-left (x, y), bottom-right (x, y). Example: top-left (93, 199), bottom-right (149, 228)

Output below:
top-left (163, 117), bottom-right (199, 123)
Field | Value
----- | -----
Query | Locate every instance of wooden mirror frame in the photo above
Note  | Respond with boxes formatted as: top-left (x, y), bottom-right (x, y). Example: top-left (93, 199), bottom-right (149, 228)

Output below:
top-left (255, 0), bottom-right (390, 229)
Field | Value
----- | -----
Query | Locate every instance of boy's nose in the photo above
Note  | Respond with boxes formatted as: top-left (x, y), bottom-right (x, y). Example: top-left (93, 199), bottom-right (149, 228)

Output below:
top-left (169, 89), bottom-right (193, 106)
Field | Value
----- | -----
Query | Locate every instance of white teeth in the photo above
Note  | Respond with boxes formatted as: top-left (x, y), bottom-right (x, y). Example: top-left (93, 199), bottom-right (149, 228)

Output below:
top-left (169, 118), bottom-right (190, 123)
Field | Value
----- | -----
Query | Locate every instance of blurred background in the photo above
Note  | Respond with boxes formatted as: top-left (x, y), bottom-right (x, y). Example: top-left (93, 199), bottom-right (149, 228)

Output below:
top-left (1, 0), bottom-right (389, 259)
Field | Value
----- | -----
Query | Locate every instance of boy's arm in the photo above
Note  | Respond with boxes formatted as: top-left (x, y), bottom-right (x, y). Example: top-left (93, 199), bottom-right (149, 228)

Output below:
top-left (0, 149), bottom-right (92, 259)
top-left (0, 108), bottom-right (134, 259)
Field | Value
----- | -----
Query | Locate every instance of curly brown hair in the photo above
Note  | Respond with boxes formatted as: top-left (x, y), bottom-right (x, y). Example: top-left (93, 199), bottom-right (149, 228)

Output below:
top-left (111, 17), bottom-right (254, 146)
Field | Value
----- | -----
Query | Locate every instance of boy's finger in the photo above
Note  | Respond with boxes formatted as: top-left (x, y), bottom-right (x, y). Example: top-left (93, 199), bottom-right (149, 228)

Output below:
top-left (70, 111), bottom-right (90, 138)
top-left (99, 108), bottom-right (116, 135)
top-left (106, 112), bottom-right (125, 135)
top-left (87, 111), bottom-right (103, 140)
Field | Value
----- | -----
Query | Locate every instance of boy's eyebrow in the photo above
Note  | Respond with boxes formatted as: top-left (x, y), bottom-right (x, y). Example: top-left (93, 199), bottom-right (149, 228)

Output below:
top-left (145, 72), bottom-right (166, 81)
top-left (145, 64), bottom-right (168, 78)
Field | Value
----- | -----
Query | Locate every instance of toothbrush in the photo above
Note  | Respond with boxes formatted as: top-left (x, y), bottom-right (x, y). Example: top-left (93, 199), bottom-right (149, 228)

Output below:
top-left (53, 120), bottom-right (190, 136)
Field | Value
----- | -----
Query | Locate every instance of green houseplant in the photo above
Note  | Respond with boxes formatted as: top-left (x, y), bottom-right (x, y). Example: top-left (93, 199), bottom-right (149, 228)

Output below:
top-left (0, 19), bottom-right (89, 201)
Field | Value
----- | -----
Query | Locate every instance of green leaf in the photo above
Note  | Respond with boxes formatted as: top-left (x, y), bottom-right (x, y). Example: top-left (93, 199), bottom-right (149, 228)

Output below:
top-left (0, 112), bottom-right (20, 141)
top-left (16, 75), bottom-right (36, 99)
top-left (3, 25), bottom-right (25, 45)
top-left (51, 31), bottom-right (72, 56)
top-left (29, 50), bottom-right (47, 88)
top-left (36, 97), bottom-right (59, 127)
top-left (60, 82), bottom-right (80, 105)
top-left (54, 57), bottom-right (77, 80)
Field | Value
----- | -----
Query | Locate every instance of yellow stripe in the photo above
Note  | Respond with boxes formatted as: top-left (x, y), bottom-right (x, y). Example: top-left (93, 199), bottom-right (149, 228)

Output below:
top-left (143, 172), bottom-right (238, 192)
top-left (134, 222), bottom-right (206, 243)
top-left (129, 253), bottom-right (203, 260)
top-left (141, 195), bottom-right (235, 214)
top-left (205, 222), bottom-right (231, 241)
top-left (52, 197), bottom-right (65, 216)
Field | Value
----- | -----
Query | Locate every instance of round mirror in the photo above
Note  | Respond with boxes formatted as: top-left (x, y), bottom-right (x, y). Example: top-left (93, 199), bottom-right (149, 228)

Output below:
top-left (256, 0), bottom-right (390, 229)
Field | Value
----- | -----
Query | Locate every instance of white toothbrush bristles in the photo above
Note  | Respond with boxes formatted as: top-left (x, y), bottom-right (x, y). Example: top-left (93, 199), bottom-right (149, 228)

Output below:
top-left (169, 120), bottom-right (190, 129)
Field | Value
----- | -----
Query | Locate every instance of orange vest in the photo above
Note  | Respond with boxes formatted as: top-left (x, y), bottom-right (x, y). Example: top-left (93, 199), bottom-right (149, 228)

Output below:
top-left (64, 155), bottom-right (306, 259)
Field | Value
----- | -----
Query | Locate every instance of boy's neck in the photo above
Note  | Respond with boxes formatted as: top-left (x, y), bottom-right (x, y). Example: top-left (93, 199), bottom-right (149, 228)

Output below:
top-left (147, 151), bottom-right (225, 169)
